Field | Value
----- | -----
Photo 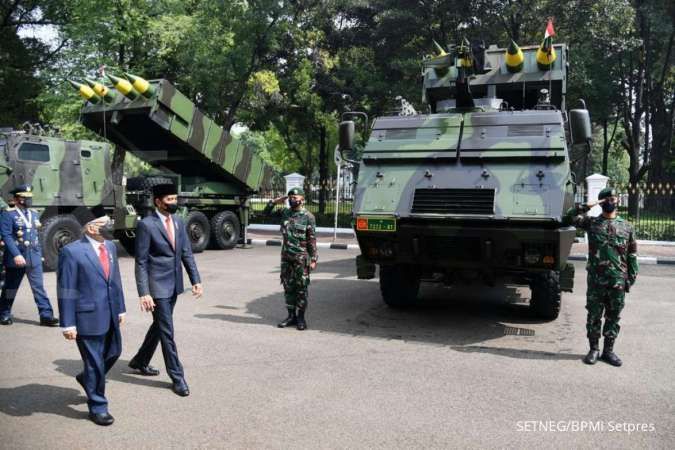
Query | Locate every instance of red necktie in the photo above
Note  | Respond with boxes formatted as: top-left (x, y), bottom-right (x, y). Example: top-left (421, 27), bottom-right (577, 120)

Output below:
top-left (165, 216), bottom-right (175, 249)
top-left (99, 243), bottom-right (110, 279)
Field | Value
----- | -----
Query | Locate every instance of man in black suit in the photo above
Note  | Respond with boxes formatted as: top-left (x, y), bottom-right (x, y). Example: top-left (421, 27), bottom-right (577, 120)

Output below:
top-left (128, 183), bottom-right (202, 396)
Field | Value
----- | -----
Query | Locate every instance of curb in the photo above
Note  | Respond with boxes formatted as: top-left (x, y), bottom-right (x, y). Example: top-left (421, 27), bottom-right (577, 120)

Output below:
top-left (247, 239), bottom-right (359, 250)
top-left (568, 254), bottom-right (674, 265)
top-left (248, 224), bottom-right (355, 237)
top-left (244, 241), bottom-right (675, 263)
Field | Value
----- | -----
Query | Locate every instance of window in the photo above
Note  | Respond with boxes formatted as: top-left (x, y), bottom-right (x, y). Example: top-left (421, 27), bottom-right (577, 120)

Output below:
top-left (18, 143), bottom-right (50, 162)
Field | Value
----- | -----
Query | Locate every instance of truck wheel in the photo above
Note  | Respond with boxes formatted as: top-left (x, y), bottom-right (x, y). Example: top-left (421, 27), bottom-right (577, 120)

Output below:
top-left (185, 210), bottom-right (210, 253)
top-left (40, 215), bottom-right (82, 271)
top-left (530, 271), bottom-right (562, 320)
top-left (210, 211), bottom-right (240, 250)
top-left (126, 176), bottom-right (174, 192)
top-left (379, 264), bottom-right (420, 308)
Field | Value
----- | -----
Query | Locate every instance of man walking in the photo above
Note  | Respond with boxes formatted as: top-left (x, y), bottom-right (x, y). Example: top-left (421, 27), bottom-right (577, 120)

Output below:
top-left (564, 187), bottom-right (639, 367)
top-left (58, 205), bottom-right (125, 426)
top-left (129, 183), bottom-right (202, 396)
top-left (0, 184), bottom-right (58, 326)
top-left (264, 187), bottom-right (318, 330)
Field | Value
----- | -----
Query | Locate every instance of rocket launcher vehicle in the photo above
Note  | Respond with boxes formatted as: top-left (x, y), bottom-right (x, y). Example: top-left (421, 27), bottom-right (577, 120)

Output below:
top-left (76, 75), bottom-right (274, 193)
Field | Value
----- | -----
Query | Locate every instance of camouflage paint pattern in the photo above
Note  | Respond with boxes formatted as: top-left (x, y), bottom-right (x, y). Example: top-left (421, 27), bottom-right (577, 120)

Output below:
top-left (353, 43), bottom-right (576, 278)
top-left (0, 131), bottom-right (117, 212)
top-left (79, 79), bottom-right (274, 193)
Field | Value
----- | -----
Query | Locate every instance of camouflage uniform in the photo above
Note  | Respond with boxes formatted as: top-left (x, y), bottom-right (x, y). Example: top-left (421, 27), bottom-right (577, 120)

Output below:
top-left (564, 188), bottom-right (638, 366)
top-left (263, 201), bottom-right (318, 312)
top-left (564, 206), bottom-right (638, 340)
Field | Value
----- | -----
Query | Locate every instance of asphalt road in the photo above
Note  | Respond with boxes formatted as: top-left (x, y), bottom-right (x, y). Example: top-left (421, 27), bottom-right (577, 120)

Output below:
top-left (0, 246), bottom-right (673, 449)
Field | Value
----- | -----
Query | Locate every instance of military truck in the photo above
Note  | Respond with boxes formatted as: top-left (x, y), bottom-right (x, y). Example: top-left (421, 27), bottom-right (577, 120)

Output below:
top-left (341, 40), bottom-right (592, 319)
top-left (0, 124), bottom-right (124, 271)
top-left (75, 75), bottom-right (274, 256)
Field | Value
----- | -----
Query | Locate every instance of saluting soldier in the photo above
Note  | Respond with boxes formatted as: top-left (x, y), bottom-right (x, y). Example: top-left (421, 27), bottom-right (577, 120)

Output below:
top-left (0, 184), bottom-right (58, 326)
top-left (264, 187), bottom-right (318, 330)
top-left (564, 187), bottom-right (639, 367)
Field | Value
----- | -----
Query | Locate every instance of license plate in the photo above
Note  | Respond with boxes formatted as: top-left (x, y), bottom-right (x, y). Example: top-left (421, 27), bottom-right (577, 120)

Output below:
top-left (356, 216), bottom-right (396, 232)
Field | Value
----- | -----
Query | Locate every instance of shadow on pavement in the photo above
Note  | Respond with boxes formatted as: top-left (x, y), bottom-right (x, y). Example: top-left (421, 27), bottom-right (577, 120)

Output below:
top-left (0, 384), bottom-right (87, 420)
top-left (196, 256), bottom-right (583, 361)
top-left (53, 359), bottom-right (174, 390)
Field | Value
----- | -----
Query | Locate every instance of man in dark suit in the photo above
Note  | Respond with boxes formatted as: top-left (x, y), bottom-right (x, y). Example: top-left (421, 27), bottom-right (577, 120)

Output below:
top-left (129, 183), bottom-right (202, 397)
top-left (0, 184), bottom-right (58, 326)
top-left (57, 205), bottom-right (125, 426)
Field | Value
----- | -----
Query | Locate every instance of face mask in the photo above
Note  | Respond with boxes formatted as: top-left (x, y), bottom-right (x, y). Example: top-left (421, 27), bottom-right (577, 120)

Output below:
top-left (98, 222), bottom-right (115, 240)
top-left (289, 198), bottom-right (303, 209)
top-left (19, 198), bottom-right (32, 208)
top-left (164, 203), bottom-right (179, 214)
top-left (601, 202), bottom-right (616, 213)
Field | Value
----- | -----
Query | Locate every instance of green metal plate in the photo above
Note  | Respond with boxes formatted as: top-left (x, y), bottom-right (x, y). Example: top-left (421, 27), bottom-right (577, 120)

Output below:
top-left (356, 216), bottom-right (397, 232)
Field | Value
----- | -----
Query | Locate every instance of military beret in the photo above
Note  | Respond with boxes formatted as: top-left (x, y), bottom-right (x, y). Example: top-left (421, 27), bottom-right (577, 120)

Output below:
top-left (287, 187), bottom-right (305, 196)
top-left (152, 183), bottom-right (178, 198)
top-left (10, 184), bottom-right (33, 197)
top-left (598, 187), bottom-right (618, 200)
top-left (72, 204), bottom-right (108, 225)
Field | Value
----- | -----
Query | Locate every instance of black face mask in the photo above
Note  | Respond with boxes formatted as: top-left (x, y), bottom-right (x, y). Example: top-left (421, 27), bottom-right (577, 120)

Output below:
top-left (164, 203), bottom-right (179, 214)
top-left (601, 202), bottom-right (617, 213)
top-left (99, 222), bottom-right (115, 240)
top-left (289, 198), bottom-right (303, 209)
top-left (18, 198), bottom-right (32, 208)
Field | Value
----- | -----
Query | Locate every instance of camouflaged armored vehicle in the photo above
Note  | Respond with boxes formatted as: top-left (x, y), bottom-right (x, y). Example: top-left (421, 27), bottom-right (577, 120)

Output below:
top-left (73, 74), bottom-right (274, 255)
top-left (341, 40), bottom-right (592, 319)
top-left (0, 125), bottom-right (127, 271)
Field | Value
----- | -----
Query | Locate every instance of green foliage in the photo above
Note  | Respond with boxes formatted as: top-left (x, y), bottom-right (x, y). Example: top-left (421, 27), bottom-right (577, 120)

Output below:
top-left (5, 0), bottom-right (673, 189)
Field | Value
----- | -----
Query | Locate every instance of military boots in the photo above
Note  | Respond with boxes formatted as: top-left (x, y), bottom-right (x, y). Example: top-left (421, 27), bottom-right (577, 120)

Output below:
top-left (601, 337), bottom-right (623, 367)
top-left (296, 309), bottom-right (307, 331)
top-left (277, 310), bottom-right (297, 328)
top-left (583, 338), bottom-right (600, 365)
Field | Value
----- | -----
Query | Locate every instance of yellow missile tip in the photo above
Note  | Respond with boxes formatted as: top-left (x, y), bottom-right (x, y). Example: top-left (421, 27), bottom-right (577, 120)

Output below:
top-left (107, 74), bottom-right (137, 98)
top-left (68, 79), bottom-right (100, 103)
top-left (505, 40), bottom-right (524, 73)
top-left (536, 38), bottom-right (557, 70)
top-left (124, 72), bottom-right (155, 97)
top-left (432, 40), bottom-right (447, 57)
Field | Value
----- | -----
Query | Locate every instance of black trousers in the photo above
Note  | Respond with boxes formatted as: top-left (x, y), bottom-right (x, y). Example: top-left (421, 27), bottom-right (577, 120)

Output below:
top-left (131, 295), bottom-right (184, 382)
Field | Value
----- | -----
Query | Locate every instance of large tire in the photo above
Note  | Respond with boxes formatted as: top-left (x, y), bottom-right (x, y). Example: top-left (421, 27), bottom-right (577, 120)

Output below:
top-left (379, 264), bottom-right (420, 308)
top-left (126, 176), bottom-right (174, 192)
top-left (40, 215), bottom-right (82, 271)
top-left (210, 210), bottom-right (240, 250)
top-left (185, 210), bottom-right (210, 253)
top-left (530, 271), bottom-right (562, 320)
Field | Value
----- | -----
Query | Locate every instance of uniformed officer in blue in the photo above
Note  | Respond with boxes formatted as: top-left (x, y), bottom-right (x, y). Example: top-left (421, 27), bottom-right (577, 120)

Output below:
top-left (0, 184), bottom-right (58, 326)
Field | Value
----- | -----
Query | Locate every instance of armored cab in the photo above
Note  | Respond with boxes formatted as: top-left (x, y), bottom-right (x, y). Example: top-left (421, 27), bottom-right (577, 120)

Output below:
top-left (346, 41), bottom-right (591, 319)
top-left (76, 75), bottom-right (275, 253)
top-left (0, 126), bottom-right (122, 270)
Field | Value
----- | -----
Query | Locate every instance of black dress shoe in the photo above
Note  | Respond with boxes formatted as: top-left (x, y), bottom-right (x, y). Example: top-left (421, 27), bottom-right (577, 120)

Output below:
top-left (0, 317), bottom-right (12, 325)
top-left (39, 317), bottom-right (59, 327)
top-left (128, 360), bottom-right (160, 376)
top-left (75, 373), bottom-right (85, 389)
top-left (88, 412), bottom-right (114, 426)
top-left (172, 381), bottom-right (190, 397)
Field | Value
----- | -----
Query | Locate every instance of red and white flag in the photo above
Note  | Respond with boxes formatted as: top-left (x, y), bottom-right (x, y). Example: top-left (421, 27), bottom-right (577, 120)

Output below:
top-left (544, 19), bottom-right (555, 39)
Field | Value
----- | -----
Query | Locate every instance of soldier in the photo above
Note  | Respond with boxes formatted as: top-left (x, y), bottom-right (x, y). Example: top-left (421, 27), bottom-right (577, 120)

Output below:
top-left (564, 187), bottom-right (638, 367)
top-left (0, 184), bottom-right (58, 326)
top-left (264, 187), bottom-right (318, 330)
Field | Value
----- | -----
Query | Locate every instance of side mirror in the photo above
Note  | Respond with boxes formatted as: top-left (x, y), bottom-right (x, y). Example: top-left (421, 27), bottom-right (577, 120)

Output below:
top-left (569, 101), bottom-right (592, 145)
top-left (339, 121), bottom-right (355, 150)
